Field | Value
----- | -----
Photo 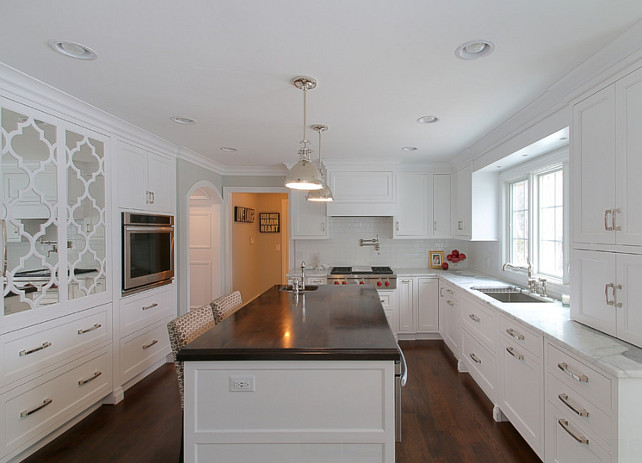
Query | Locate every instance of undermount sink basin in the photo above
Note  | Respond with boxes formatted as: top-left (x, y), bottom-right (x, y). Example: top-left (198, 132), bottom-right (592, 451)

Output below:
top-left (471, 286), bottom-right (553, 303)
top-left (280, 285), bottom-right (319, 293)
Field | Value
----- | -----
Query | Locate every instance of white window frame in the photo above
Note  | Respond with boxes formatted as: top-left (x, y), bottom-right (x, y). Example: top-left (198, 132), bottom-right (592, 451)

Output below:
top-left (500, 147), bottom-right (570, 286)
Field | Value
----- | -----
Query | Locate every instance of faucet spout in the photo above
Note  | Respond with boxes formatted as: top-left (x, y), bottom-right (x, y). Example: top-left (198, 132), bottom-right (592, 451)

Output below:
top-left (300, 261), bottom-right (306, 291)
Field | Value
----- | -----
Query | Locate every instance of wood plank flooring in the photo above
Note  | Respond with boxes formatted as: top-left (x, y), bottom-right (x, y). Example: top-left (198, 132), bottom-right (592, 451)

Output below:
top-left (23, 340), bottom-right (541, 463)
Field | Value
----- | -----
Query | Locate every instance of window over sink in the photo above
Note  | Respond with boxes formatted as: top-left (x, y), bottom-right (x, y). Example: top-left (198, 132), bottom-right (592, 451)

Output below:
top-left (502, 147), bottom-right (569, 284)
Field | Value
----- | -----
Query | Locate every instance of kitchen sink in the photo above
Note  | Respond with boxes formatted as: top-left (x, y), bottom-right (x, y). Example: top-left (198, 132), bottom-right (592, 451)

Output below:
top-left (470, 286), bottom-right (553, 303)
top-left (279, 285), bottom-right (319, 293)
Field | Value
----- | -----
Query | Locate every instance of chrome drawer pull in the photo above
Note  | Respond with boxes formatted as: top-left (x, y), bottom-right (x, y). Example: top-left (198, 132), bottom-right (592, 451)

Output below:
top-left (142, 339), bottom-right (158, 350)
top-left (506, 346), bottom-right (524, 361)
top-left (469, 353), bottom-right (482, 364)
top-left (142, 303), bottom-right (159, 311)
top-left (446, 289), bottom-right (454, 295)
top-left (78, 323), bottom-right (102, 335)
top-left (558, 362), bottom-right (589, 383)
top-left (19, 341), bottom-right (52, 357)
top-left (469, 314), bottom-right (480, 323)
top-left (604, 209), bottom-right (613, 231)
top-left (20, 398), bottom-right (53, 418)
top-left (558, 418), bottom-right (589, 445)
top-left (447, 300), bottom-right (454, 306)
top-left (558, 393), bottom-right (589, 417)
top-left (78, 371), bottom-right (102, 386)
top-left (505, 328), bottom-right (524, 341)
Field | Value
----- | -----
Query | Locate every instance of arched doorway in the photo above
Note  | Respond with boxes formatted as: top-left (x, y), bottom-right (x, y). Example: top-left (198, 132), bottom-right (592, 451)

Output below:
top-left (187, 183), bottom-right (222, 309)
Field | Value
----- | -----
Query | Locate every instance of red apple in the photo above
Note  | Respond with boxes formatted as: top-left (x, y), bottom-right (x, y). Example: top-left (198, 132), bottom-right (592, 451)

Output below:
top-left (459, 253), bottom-right (466, 260)
top-left (451, 256), bottom-right (460, 263)
top-left (446, 254), bottom-right (453, 261)
top-left (441, 262), bottom-right (449, 270)
top-left (451, 249), bottom-right (459, 257)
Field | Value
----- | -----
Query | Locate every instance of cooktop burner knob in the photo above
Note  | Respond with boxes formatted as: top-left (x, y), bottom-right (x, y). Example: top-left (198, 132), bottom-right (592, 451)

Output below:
top-left (342, 281), bottom-right (347, 285)
top-left (385, 280), bottom-right (390, 287)
top-left (359, 281), bottom-right (365, 285)
top-left (377, 281), bottom-right (382, 287)
top-left (334, 281), bottom-right (340, 285)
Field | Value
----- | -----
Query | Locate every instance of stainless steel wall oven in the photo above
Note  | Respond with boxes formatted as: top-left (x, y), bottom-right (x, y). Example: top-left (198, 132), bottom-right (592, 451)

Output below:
top-left (122, 212), bottom-right (174, 295)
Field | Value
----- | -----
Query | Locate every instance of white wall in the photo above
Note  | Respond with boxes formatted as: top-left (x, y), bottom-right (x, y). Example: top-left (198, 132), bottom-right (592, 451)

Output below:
top-left (293, 216), bottom-right (470, 271)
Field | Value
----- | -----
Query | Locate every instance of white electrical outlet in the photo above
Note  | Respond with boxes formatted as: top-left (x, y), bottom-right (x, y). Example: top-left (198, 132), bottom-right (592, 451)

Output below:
top-left (229, 375), bottom-right (255, 392)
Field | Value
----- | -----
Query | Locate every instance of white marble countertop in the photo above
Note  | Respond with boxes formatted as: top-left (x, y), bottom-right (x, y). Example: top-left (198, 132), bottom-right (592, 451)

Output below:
top-left (437, 271), bottom-right (642, 379)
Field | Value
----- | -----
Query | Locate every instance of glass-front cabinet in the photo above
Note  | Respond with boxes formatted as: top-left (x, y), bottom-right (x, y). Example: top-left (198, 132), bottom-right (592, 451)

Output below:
top-left (0, 99), bottom-right (109, 323)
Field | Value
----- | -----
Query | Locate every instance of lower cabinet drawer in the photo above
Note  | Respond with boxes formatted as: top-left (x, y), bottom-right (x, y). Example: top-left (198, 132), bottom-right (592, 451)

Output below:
top-left (462, 328), bottom-right (497, 402)
top-left (461, 297), bottom-right (496, 350)
top-left (547, 343), bottom-right (612, 411)
top-left (1, 346), bottom-right (112, 456)
top-left (545, 400), bottom-right (612, 463)
top-left (546, 371), bottom-right (612, 444)
top-left (119, 285), bottom-right (174, 337)
top-left (1, 304), bottom-right (111, 388)
top-left (119, 319), bottom-right (171, 384)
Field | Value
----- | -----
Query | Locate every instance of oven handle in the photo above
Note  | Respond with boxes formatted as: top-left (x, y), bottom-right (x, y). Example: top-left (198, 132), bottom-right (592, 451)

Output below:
top-left (397, 344), bottom-right (408, 387)
top-left (124, 226), bottom-right (174, 232)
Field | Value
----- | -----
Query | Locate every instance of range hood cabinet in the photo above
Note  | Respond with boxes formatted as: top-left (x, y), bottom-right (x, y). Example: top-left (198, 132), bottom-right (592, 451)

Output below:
top-left (326, 170), bottom-right (395, 217)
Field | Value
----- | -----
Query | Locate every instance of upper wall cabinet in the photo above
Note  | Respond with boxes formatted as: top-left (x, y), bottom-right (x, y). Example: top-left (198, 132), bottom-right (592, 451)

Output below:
top-left (117, 142), bottom-right (175, 213)
top-left (572, 65), bottom-right (642, 247)
top-left (1, 99), bottom-right (109, 324)
top-left (394, 173), bottom-right (430, 238)
top-left (289, 190), bottom-right (329, 239)
top-left (452, 163), bottom-right (498, 241)
top-left (394, 173), bottom-right (451, 239)
top-left (326, 170), bottom-right (394, 216)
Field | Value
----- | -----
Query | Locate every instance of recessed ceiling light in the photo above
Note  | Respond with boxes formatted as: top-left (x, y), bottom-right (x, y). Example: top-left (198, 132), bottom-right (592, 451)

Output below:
top-left (417, 115), bottom-right (439, 124)
top-left (170, 116), bottom-right (197, 125)
top-left (402, 146), bottom-right (418, 151)
top-left (455, 40), bottom-right (495, 60)
top-left (48, 40), bottom-right (97, 60)
top-left (220, 147), bottom-right (239, 152)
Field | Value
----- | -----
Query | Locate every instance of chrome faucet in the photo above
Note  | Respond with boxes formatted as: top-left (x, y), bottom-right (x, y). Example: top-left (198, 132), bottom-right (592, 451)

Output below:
top-left (502, 259), bottom-right (537, 292)
top-left (300, 261), bottom-right (306, 291)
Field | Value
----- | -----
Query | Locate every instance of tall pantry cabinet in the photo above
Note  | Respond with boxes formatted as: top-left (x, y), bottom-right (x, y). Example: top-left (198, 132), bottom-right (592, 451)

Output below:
top-left (0, 97), bottom-right (113, 462)
top-left (571, 64), bottom-right (642, 348)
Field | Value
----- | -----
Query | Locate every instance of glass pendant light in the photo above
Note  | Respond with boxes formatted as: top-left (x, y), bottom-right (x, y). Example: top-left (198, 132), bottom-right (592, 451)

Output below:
top-left (284, 76), bottom-right (323, 190)
top-left (307, 124), bottom-right (334, 202)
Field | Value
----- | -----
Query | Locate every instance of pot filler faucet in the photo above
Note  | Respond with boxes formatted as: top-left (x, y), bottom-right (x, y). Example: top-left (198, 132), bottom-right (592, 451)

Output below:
top-left (502, 260), bottom-right (547, 297)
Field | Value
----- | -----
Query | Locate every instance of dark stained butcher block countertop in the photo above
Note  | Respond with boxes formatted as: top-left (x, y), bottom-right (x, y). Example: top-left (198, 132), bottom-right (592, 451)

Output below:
top-left (177, 285), bottom-right (400, 362)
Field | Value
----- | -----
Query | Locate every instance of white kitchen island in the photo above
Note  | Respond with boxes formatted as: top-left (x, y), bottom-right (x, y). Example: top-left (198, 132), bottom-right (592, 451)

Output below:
top-left (178, 285), bottom-right (400, 463)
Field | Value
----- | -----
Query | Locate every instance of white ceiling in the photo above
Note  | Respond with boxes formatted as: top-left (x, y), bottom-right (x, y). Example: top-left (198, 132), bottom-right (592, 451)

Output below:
top-left (1, 1), bottom-right (641, 169)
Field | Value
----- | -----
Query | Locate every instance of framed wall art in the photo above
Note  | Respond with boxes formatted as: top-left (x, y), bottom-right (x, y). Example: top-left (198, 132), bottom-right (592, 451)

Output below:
top-left (234, 206), bottom-right (255, 223)
top-left (259, 212), bottom-right (280, 233)
top-left (429, 250), bottom-right (444, 269)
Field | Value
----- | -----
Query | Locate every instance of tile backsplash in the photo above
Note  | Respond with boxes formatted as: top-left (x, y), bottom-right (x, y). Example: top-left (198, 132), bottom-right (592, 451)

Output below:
top-left (293, 216), bottom-right (469, 270)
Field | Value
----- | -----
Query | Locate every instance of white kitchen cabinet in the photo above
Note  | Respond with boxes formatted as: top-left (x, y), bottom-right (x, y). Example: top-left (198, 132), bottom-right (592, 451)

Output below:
top-left (460, 294), bottom-right (498, 404)
top-left (432, 173), bottom-right (451, 238)
top-left (572, 66), bottom-right (642, 247)
top-left (326, 169), bottom-right (395, 216)
top-left (543, 341), bottom-right (642, 463)
top-left (498, 314), bottom-right (544, 458)
top-left (397, 278), bottom-right (414, 334)
top-left (438, 280), bottom-right (461, 359)
top-left (117, 284), bottom-right (175, 385)
top-left (117, 142), bottom-right (174, 213)
top-left (377, 289), bottom-right (397, 336)
top-left (571, 249), bottom-right (642, 348)
top-left (394, 173), bottom-right (429, 238)
top-left (452, 163), bottom-right (498, 241)
top-left (416, 277), bottom-right (439, 333)
top-left (289, 190), bottom-right (328, 239)
top-left (397, 275), bottom-right (439, 339)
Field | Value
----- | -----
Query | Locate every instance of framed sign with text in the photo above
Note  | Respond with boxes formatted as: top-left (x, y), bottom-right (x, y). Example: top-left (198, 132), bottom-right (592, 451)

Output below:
top-left (259, 212), bottom-right (280, 233)
top-left (234, 206), bottom-right (255, 223)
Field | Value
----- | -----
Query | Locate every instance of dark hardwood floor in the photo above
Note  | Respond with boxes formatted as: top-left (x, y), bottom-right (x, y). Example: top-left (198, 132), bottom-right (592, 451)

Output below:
top-left (24, 341), bottom-right (541, 463)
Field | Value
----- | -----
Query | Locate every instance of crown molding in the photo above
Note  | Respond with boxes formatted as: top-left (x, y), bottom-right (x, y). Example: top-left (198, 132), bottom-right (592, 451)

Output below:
top-left (223, 165), bottom-right (288, 176)
top-left (0, 61), bottom-right (179, 158)
top-left (455, 19), bottom-right (642, 170)
top-left (178, 147), bottom-right (226, 174)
